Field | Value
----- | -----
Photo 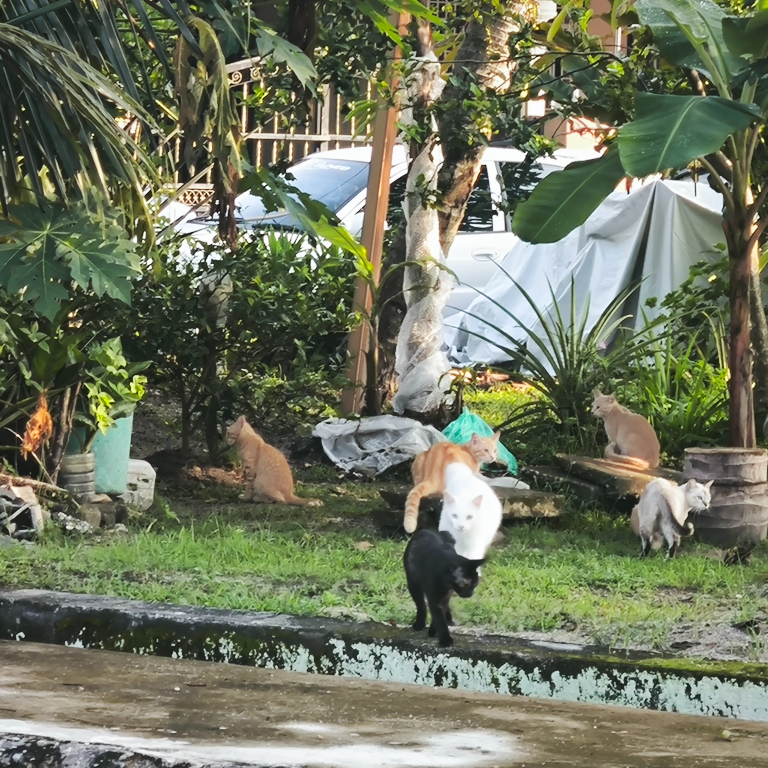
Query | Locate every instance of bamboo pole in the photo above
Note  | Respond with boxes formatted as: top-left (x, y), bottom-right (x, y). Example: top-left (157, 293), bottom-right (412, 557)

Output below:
top-left (340, 13), bottom-right (409, 416)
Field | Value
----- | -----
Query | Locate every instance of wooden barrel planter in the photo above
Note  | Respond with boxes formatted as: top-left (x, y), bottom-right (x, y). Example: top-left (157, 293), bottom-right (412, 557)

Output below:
top-left (59, 452), bottom-right (96, 503)
top-left (683, 447), bottom-right (768, 548)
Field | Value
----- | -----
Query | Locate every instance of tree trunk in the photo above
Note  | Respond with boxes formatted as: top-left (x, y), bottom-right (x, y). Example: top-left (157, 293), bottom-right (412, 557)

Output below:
top-left (377, 8), bottom-right (521, 401)
top-left (48, 383), bottom-right (80, 484)
top-left (287, 0), bottom-right (317, 58)
top-left (749, 248), bottom-right (768, 412)
top-left (205, 395), bottom-right (220, 460)
top-left (180, 390), bottom-right (192, 459)
top-left (436, 10), bottom-right (519, 253)
top-left (376, 219), bottom-right (408, 400)
top-left (725, 217), bottom-right (756, 448)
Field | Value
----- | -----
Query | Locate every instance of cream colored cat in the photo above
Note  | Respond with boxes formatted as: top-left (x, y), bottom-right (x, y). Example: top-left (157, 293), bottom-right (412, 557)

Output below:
top-left (632, 477), bottom-right (712, 557)
top-left (403, 433), bottom-right (500, 534)
top-left (225, 416), bottom-right (321, 506)
top-left (591, 390), bottom-right (660, 470)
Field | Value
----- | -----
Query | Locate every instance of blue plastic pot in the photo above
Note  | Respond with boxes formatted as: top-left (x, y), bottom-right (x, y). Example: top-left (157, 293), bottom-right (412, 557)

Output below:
top-left (67, 413), bottom-right (134, 494)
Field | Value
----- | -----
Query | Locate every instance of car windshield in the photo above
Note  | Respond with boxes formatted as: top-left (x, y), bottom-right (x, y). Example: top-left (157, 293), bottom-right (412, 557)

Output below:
top-left (235, 157), bottom-right (370, 220)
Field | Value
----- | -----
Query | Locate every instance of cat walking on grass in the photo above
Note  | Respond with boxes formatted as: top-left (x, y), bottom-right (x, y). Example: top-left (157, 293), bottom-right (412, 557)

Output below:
top-left (404, 529), bottom-right (484, 647)
top-left (439, 463), bottom-right (502, 561)
top-left (403, 433), bottom-right (500, 533)
top-left (225, 416), bottom-right (321, 507)
top-left (632, 477), bottom-right (712, 558)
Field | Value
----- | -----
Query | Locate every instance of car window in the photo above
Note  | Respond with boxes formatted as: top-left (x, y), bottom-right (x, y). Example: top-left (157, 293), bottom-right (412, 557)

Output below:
top-left (497, 160), bottom-right (548, 205)
top-left (235, 158), bottom-right (370, 220)
top-left (458, 165), bottom-right (495, 233)
top-left (362, 163), bottom-right (497, 234)
top-left (497, 159), bottom-right (561, 228)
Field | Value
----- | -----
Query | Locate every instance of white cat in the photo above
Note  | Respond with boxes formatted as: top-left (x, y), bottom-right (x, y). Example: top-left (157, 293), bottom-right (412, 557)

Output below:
top-left (439, 463), bottom-right (503, 561)
top-left (633, 477), bottom-right (713, 558)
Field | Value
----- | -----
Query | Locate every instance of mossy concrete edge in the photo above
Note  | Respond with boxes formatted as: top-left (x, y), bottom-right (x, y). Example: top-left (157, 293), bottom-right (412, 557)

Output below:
top-left (1, 589), bottom-right (767, 721)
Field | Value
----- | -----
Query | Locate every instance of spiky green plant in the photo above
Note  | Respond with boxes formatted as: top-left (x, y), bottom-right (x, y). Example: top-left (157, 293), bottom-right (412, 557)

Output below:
top-left (451, 268), bottom-right (668, 456)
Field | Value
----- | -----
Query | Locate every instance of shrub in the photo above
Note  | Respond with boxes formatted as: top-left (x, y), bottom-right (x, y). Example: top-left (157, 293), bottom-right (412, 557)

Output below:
top-left (0, 292), bottom-right (146, 478)
top-left (616, 335), bottom-right (728, 466)
top-left (119, 231), bottom-right (356, 455)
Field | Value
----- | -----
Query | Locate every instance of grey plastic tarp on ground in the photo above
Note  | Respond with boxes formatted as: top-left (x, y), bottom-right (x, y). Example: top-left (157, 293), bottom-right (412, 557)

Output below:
top-left (313, 415), bottom-right (446, 476)
top-left (445, 180), bottom-right (724, 365)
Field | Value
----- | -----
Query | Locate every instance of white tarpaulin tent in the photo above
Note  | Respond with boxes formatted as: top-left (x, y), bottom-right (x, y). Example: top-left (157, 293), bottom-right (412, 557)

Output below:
top-left (445, 179), bottom-right (724, 365)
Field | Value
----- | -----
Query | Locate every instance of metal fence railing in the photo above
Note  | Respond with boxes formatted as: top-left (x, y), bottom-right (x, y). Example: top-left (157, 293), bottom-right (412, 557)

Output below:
top-left (172, 60), bottom-right (374, 207)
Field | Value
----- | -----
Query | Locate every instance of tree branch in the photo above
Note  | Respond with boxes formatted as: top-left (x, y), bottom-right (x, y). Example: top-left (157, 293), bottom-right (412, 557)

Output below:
top-left (688, 69), bottom-right (708, 96)
top-left (700, 156), bottom-right (735, 217)
top-left (747, 217), bottom-right (768, 255)
top-left (747, 182), bottom-right (768, 222)
top-left (0, 472), bottom-right (71, 496)
top-left (703, 152), bottom-right (732, 183)
top-left (745, 125), bottom-right (760, 170)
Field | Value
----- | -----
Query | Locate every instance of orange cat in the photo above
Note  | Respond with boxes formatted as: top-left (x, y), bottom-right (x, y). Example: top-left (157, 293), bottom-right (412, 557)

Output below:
top-left (591, 390), bottom-right (660, 470)
top-left (403, 433), bottom-right (500, 533)
top-left (225, 416), bottom-right (322, 507)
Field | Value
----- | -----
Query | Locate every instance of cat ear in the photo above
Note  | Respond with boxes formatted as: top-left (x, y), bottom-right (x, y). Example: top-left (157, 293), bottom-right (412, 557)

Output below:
top-left (685, 478), bottom-right (697, 489)
top-left (444, 492), bottom-right (456, 505)
top-left (492, 431), bottom-right (501, 442)
top-left (235, 415), bottom-right (245, 426)
top-left (705, 479), bottom-right (714, 489)
top-left (470, 433), bottom-right (481, 445)
top-left (470, 558), bottom-right (485, 569)
top-left (607, 394), bottom-right (616, 402)
top-left (593, 388), bottom-right (602, 398)
top-left (472, 495), bottom-right (483, 508)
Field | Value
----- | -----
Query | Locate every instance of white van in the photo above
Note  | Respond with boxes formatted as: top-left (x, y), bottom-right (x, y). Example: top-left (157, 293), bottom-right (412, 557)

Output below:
top-left (180, 144), bottom-right (598, 312)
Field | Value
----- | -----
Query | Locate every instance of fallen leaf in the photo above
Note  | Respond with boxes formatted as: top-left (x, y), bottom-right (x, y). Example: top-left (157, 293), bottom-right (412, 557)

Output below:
top-left (353, 541), bottom-right (373, 551)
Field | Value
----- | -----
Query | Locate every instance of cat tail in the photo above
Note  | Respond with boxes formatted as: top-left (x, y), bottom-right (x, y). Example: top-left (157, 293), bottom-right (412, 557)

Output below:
top-left (604, 449), bottom-right (651, 470)
top-left (404, 481), bottom-right (435, 534)
top-left (287, 494), bottom-right (323, 507)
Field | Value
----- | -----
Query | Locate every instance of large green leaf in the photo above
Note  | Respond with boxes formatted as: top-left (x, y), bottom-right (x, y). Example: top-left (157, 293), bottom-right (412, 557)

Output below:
top-left (722, 11), bottom-right (768, 60)
top-left (635, 0), bottom-right (744, 81)
top-left (0, 205), bottom-right (141, 319)
top-left (255, 27), bottom-right (317, 90)
top-left (512, 145), bottom-right (625, 244)
top-left (618, 92), bottom-right (760, 177)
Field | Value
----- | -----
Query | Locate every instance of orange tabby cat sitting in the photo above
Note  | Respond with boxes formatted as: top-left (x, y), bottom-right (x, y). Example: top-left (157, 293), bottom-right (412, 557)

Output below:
top-left (225, 416), bottom-right (322, 506)
top-left (403, 433), bottom-right (500, 534)
top-left (591, 389), bottom-right (660, 470)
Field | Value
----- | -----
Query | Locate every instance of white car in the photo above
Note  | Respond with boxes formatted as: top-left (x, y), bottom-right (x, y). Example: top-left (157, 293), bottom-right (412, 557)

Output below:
top-left (180, 144), bottom-right (599, 313)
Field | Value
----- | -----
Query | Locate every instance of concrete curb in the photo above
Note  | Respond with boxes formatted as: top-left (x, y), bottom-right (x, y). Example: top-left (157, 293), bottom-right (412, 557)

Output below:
top-left (1, 589), bottom-right (768, 721)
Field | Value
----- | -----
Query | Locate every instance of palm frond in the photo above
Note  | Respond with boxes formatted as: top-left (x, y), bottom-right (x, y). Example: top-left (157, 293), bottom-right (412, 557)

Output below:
top-left (0, 22), bottom-right (161, 209)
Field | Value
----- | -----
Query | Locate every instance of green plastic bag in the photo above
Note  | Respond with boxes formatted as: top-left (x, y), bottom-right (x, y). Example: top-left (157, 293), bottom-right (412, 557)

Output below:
top-left (442, 407), bottom-right (518, 475)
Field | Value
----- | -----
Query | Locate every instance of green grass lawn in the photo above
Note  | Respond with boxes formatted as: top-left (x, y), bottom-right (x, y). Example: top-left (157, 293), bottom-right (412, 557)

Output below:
top-left (1, 470), bottom-right (767, 658)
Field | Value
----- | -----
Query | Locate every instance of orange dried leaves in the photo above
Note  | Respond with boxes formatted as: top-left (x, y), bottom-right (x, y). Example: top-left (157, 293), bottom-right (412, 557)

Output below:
top-left (21, 392), bottom-right (53, 458)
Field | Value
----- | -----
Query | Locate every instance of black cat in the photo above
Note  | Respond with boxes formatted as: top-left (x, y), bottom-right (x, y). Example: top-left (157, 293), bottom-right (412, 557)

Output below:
top-left (403, 529), bottom-right (485, 648)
